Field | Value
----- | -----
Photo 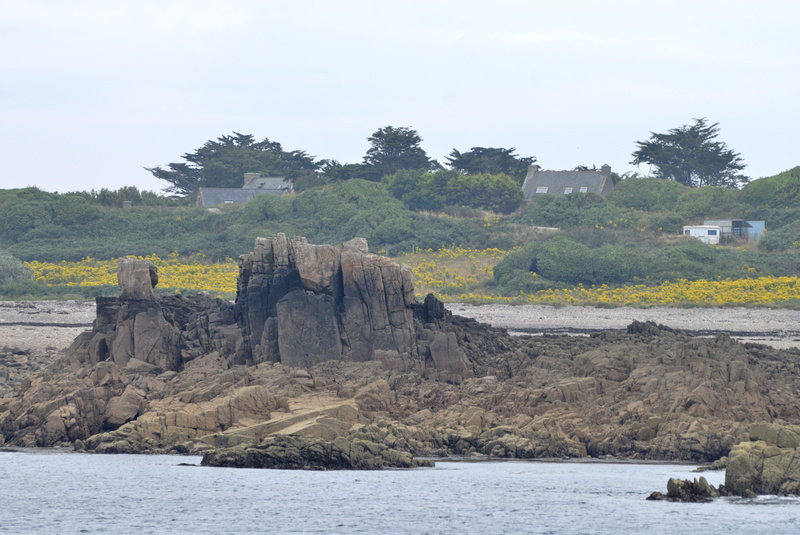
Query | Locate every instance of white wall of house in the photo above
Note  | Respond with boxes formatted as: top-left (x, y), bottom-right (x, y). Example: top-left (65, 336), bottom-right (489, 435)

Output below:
top-left (683, 225), bottom-right (722, 245)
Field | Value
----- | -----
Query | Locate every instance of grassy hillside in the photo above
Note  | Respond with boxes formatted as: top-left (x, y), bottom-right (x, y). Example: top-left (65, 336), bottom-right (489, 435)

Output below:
top-left (2, 167), bottom-right (800, 305)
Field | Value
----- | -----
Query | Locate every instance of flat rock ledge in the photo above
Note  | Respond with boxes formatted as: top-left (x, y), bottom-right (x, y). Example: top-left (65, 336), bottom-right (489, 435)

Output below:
top-left (200, 435), bottom-right (434, 470)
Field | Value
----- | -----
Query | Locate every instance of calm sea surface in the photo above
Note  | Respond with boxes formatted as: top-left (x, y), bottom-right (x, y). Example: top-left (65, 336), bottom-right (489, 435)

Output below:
top-left (1, 451), bottom-right (799, 534)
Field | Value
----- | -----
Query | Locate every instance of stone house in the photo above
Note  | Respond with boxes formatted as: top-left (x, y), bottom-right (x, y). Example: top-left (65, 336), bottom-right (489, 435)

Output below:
top-left (522, 164), bottom-right (614, 202)
top-left (196, 173), bottom-right (293, 208)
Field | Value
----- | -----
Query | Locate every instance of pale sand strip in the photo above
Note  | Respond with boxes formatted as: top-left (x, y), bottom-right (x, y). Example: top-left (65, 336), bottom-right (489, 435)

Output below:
top-left (2, 301), bottom-right (800, 352)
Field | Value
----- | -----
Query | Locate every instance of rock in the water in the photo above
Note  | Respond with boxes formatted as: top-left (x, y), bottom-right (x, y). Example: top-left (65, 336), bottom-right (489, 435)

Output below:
top-left (724, 423), bottom-right (800, 496)
top-left (647, 477), bottom-right (721, 502)
top-left (201, 435), bottom-right (434, 470)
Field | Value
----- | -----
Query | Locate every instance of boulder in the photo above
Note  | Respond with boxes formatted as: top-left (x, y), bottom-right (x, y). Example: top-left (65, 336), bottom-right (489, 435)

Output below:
top-left (117, 257), bottom-right (158, 300)
top-left (725, 423), bottom-right (800, 496)
top-left (647, 477), bottom-right (721, 502)
top-left (104, 385), bottom-right (145, 428)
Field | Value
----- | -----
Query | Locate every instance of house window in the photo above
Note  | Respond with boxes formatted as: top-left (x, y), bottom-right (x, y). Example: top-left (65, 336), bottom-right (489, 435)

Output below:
top-left (579, 187), bottom-right (589, 193)
top-left (684, 230), bottom-right (691, 235)
top-left (535, 186), bottom-right (549, 194)
top-left (707, 230), bottom-right (717, 236)
top-left (564, 187), bottom-right (573, 194)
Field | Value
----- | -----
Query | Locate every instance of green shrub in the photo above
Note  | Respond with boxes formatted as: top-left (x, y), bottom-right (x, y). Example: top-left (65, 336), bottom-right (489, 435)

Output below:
top-left (740, 166), bottom-right (800, 208)
top-left (590, 243), bottom-right (645, 284)
top-left (534, 236), bottom-right (595, 284)
top-left (444, 173), bottom-right (523, 213)
top-left (383, 170), bottom-right (522, 213)
top-left (493, 240), bottom-right (540, 282)
top-left (0, 253), bottom-right (31, 284)
top-left (239, 193), bottom-right (293, 223)
top-left (490, 232), bottom-right (800, 290)
top-left (673, 238), bottom-right (716, 263)
top-left (760, 221), bottom-right (800, 251)
top-left (0, 203), bottom-right (53, 242)
top-left (646, 213), bottom-right (685, 234)
top-left (52, 196), bottom-right (103, 226)
top-left (339, 214), bottom-right (380, 245)
top-left (608, 178), bottom-right (687, 211)
top-left (375, 216), bottom-right (413, 244)
top-left (677, 186), bottom-right (744, 220)
top-left (522, 192), bottom-right (614, 228)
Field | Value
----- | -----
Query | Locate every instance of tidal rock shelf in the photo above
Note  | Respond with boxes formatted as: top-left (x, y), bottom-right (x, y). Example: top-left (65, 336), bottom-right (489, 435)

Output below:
top-left (3, 235), bottom-right (800, 474)
top-left (200, 435), bottom-right (434, 470)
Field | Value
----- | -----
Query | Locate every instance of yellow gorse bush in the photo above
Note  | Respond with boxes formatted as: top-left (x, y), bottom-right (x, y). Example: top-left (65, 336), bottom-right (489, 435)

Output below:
top-left (431, 276), bottom-right (800, 307)
top-left (396, 247), bottom-right (800, 307)
top-left (395, 247), bottom-right (508, 295)
top-left (24, 248), bottom-right (800, 307)
top-left (25, 252), bottom-right (238, 294)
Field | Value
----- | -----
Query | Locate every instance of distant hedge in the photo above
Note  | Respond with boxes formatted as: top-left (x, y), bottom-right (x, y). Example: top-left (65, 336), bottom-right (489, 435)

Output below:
top-left (493, 235), bottom-right (800, 289)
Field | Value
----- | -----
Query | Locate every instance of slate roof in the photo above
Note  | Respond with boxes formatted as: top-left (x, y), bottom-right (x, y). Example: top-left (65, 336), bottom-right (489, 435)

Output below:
top-left (197, 188), bottom-right (273, 207)
top-left (522, 165), bottom-right (613, 202)
top-left (243, 176), bottom-right (292, 190)
top-left (197, 175), bottom-right (293, 207)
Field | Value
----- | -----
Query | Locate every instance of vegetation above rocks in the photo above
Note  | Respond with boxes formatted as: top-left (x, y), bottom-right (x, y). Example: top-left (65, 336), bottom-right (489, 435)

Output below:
top-left (1, 162), bottom-right (799, 305)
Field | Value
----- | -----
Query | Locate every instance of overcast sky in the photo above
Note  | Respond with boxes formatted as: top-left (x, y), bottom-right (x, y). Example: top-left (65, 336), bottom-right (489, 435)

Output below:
top-left (2, 0), bottom-right (798, 193)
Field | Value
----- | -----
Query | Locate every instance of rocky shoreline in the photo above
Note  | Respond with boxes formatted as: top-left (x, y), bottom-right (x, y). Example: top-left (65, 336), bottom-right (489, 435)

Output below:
top-left (4, 299), bottom-right (800, 397)
top-left (3, 236), bottom-right (800, 486)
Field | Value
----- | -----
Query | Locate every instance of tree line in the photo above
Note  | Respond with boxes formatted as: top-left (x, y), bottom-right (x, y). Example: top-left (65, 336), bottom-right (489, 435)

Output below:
top-left (145, 119), bottom-right (749, 213)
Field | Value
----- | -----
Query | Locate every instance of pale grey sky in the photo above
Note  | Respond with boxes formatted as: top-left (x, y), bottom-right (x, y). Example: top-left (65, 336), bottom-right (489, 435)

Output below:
top-left (1, 0), bottom-right (797, 193)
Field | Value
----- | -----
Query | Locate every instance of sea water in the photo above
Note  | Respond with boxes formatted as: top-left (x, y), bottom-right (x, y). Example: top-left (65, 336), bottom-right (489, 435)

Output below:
top-left (1, 451), bottom-right (798, 534)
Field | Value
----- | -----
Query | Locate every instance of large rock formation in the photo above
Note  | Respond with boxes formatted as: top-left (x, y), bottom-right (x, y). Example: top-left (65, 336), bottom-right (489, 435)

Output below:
top-left (724, 423), bottom-right (800, 496)
top-left (234, 235), bottom-right (469, 380)
top-left (0, 236), bottom-right (472, 449)
top-left (3, 236), bottom-right (800, 466)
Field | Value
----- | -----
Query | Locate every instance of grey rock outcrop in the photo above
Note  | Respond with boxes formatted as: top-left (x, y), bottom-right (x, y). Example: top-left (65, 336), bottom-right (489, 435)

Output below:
top-left (724, 423), bottom-right (800, 496)
top-left (117, 257), bottom-right (159, 300)
top-left (647, 476), bottom-right (722, 502)
top-left (235, 235), bottom-right (466, 380)
top-left (0, 236), bottom-right (472, 447)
